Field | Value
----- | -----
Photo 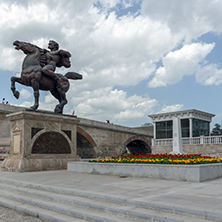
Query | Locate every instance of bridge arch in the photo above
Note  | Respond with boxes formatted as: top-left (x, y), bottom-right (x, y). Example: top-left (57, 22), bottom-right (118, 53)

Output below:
top-left (32, 130), bottom-right (71, 154)
top-left (123, 136), bottom-right (151, 155)
top-left (77, 127), bottom-right (96, 158)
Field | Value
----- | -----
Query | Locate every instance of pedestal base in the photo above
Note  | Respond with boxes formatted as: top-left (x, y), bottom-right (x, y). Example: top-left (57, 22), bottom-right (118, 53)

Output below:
top-left (0, 110), bottom-right (80, 172)
top-left (1, 155), bottom-right (80, 172)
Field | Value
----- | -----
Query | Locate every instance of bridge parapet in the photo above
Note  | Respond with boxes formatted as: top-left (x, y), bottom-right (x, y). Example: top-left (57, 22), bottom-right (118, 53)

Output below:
top-left (78, 117), bottom-right (152, 137)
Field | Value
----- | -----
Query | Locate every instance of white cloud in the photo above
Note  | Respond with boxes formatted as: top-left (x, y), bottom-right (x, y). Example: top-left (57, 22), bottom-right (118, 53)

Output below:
top-left (38, 93), bottom-right (58, 112)
top-left (113, 99), bottom-right (158, 121)
top-left (196, 64), bottom-right (222, 85)
top-left (141, 0), bottom-right (222, 41)
top-left (0, 1), bottom-right (179, 84)
top-left (17, 101), bottom-right (32, 108)
top-left (66, 86), bottom-right (158, 125)
top-left (148, 42), bottom-right (215, 87)
top-left (0, 47), bottom-right (22, 72)
top-left (34, 84), bottom-right (158, 126)
top-left (1, 0), bottom-right (222, 126)
top-left (159, 104), bottom-right (184, 113)
top-left (20, 88), bottom-right (32, 99)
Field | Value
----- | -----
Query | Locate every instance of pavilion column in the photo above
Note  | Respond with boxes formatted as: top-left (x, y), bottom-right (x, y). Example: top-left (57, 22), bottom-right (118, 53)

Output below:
top-left (153, 122), bottom-right (156, 139)
top-left (208, 122), bottom-right (210, 136)
top-left (189, 118), bottom-right (193, 138)
top-left (171, 117), bottom-right (184, 154)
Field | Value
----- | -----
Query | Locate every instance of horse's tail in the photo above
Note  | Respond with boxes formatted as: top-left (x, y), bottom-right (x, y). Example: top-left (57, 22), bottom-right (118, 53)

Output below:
top-left (65, 72), bottom-right (83, 80)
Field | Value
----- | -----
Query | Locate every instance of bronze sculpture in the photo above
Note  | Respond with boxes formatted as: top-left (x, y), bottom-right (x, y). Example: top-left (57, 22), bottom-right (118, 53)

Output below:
top-left (11, 40), bottom-right (82, 114)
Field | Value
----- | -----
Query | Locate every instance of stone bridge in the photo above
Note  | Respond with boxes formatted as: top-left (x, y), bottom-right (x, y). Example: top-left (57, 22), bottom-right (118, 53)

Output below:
top-left (0, 104), bottom-right (152, 159)
top-left (77, 118), bottom-right (152, 158)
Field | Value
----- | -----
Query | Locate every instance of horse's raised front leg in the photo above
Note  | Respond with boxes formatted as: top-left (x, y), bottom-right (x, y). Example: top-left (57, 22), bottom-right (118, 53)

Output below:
top-left (30, 79), bottom-right (40, 110)
top-left (11, 76), bottom-right (25, 99)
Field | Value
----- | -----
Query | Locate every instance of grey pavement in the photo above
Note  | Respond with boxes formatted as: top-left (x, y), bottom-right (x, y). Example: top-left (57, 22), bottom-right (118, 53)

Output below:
top-left (0, 170), bottom-right (222, 220)
top-left (0, 205), bottom-right (48, 222)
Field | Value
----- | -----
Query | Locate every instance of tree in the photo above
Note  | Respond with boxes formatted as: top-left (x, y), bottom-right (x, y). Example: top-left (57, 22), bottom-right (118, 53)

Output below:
top-left (211, 123), bottom-right (222, 135)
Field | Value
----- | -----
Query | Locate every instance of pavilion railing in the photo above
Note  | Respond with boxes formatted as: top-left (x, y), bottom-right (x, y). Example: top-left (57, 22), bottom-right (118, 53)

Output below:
top-left (152, 135), bottom-right (222, 146)
top-left (152, 138), bottom-right (173, 146)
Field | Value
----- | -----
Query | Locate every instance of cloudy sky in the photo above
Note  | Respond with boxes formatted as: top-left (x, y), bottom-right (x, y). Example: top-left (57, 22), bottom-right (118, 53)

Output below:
top-left (1, 0), bottom-right (222, 128)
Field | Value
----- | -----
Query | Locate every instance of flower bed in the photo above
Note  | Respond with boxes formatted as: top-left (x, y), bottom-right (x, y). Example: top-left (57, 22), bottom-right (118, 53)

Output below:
top-left (68, 161), bottom-right (222, 182)
top-left (89, 154), bottom-right (222, 165)
top-left (67, 154), bottom-right (222, 182)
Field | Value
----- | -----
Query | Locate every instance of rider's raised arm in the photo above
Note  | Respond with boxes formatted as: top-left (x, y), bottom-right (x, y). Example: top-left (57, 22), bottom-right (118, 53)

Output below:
top-left (56, 50), bottom-right (71, 68)
top-left (59, 50), bottom-right (71, 58)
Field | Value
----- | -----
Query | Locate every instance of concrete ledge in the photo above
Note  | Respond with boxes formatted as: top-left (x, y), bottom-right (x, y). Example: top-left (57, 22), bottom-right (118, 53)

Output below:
top-left (67, 162), bottom-right (222, 182)
top-left (1, 156), bottom-right (80, 172)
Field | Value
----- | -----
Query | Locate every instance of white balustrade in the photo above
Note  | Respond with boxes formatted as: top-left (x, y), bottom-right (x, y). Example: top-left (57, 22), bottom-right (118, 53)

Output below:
top-left (153, 138), bottom-right (173, 146)
top-left (152, 135), bottom-right (222, 146)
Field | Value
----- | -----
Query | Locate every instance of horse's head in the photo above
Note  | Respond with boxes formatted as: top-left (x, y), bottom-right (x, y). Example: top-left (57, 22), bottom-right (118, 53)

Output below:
top-left (13, 40), bottom-right (22, 50)
top-left (13, 40), bottom-right (37, 54)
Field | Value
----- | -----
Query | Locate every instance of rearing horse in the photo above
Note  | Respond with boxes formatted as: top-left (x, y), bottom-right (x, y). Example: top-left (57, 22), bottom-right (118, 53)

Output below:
top-left (11, 40), bottom-right (82, 114)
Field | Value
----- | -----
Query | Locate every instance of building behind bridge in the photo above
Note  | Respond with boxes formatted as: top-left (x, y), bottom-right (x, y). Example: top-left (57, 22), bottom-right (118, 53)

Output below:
top-left (149, 109), bottom-right (222, 157)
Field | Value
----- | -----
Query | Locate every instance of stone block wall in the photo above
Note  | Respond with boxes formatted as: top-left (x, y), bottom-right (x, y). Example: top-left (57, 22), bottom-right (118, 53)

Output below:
top-left (183, 144), bottom-right (222, 157)
top-left (152, 144), bottom-right (222, 157)
top-left (0, 113), bottom-right (10, 138)
top-left (0, 112), bottom-right (10, 157)
top-left (152, 146), bottom-right (172, 154)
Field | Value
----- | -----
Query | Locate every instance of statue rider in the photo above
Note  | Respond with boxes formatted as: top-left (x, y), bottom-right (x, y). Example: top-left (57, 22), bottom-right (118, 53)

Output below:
top-left (42, 40), bottom-right (71, 90)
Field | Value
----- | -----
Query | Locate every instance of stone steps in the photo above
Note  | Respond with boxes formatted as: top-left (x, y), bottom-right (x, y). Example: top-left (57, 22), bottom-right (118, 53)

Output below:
top-left (0, 178), bottom-right (218, 222)
top-left (0, 196), bottom-right (85, 222)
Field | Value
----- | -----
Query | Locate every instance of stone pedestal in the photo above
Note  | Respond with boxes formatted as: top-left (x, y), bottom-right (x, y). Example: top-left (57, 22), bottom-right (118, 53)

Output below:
top-left (1, 110), bottom-right (80, 172)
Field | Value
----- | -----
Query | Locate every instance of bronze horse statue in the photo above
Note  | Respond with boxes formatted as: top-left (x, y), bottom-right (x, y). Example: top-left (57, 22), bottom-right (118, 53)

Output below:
top-left (11, 40), bottom-right (82, 114)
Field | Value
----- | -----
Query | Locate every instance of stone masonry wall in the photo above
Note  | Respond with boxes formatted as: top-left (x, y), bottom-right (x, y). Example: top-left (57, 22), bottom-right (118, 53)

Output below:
top-left (183, 144), bottom-right (222, 158)
top-left (152, 146), bottom-right (172, 154)
top-left (152, 144), bottom-right (222, 157)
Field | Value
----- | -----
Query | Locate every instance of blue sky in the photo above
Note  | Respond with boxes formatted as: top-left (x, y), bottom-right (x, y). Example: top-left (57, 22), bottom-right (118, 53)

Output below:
top-left (0, 0), bottom-right (222, 129)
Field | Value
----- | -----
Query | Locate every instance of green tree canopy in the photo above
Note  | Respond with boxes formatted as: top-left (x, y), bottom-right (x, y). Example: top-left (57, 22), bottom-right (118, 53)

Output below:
top-left (211, 123), bottom-right (222, 135)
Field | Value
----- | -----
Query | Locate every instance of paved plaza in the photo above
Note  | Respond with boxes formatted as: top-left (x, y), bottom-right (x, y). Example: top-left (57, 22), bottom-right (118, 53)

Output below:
top-left (0, 169), bottom-right (222, 221)
top-left (0, 205), bottom-right (48, 222)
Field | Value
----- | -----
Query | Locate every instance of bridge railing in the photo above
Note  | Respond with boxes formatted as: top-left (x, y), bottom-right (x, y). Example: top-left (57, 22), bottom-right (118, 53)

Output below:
top-left (152, 135), bottom-right (222, 146)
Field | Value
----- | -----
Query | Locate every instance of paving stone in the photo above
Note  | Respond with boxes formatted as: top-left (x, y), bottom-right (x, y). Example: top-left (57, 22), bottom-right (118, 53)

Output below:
top-left (0, 205), bottom-right (48, 222)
